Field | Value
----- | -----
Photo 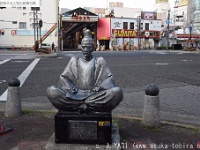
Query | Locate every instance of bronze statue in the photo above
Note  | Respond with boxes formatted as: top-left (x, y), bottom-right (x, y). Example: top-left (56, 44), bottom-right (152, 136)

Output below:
top-left (46, 29), bottom-right (123, 113)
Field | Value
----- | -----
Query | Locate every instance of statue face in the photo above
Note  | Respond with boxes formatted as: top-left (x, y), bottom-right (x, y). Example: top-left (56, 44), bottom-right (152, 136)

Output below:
top-left (81, 43), bottom-right (93, 61)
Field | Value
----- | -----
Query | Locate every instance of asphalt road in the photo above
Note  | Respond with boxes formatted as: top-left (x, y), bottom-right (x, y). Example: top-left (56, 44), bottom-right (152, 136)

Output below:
top-left (1, 50), bottom-right (200, 125)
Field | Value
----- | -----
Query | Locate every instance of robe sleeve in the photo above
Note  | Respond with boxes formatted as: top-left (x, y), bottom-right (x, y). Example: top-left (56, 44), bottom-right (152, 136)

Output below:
top-left (94, 57), bottom-right (116, 90)
top-left (58, 57), bottom-right (78, 91)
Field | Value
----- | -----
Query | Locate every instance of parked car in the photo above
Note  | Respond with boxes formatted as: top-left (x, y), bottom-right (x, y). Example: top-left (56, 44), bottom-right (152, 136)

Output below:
top-left (40, 43), bottom-right (51, 51)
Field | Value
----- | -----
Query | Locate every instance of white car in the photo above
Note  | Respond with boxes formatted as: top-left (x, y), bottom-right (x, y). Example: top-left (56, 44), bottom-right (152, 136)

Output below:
top-left (40, 43), bottom-right (51, 51)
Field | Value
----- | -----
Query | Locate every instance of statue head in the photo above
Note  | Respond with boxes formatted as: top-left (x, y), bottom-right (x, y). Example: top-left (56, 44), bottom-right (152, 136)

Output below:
top-left (81, 29), bottom-right (94, 61)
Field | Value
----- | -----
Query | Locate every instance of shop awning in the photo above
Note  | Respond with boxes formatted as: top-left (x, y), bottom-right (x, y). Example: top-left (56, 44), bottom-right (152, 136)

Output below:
top-left (177, 34), bottom-right (200, 38)
top-left (97, 18), bottom-right (111, 40)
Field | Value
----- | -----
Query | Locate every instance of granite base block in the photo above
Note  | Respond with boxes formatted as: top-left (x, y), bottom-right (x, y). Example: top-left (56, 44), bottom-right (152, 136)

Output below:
top-left (55, 112), bottom-right (112, 144)
top-left (45, 123), bottom-right (120, 150)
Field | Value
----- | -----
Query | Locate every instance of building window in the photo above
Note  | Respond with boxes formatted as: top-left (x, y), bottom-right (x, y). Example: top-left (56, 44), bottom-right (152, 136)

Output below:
top-left (19, 22), bottom-right (27, 29)
top-left (12, 21), bottom-right (17, 24)
top-left (31, 7), bottom-right (40, 11)
top-left (145, 23), bottom-right (149, 30)
top-left (130, 22), bottom-right (134, 29)
top-left (23, 7), bottom-right (26, 10)
top-left (123, 22), bottom-right (128, 29)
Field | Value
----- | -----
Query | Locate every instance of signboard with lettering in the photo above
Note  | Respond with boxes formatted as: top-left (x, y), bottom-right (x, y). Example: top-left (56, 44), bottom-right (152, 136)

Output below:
top-left (178, 0), bottom-right (188, 7)
top-left (16, 30), bottom-right (47, 36)
top-left (112, 29), bottom-right (160, 38)
top-left (112, 29), bottom-right (137, 38)
top-left (68, 120), bottom-right (97, 140)
top-left (155, 0), bottom-right (168, 3)
top-left (141, 11), bottom-right (157, 20)
top-left (11, 30), bottom-right (16, 36)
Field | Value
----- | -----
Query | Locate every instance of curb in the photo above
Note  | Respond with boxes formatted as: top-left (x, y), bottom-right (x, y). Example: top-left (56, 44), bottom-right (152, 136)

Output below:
top-left (114, 115), bottom-right (200, 130)
top-left (36, 53), bottom-right (57, 58)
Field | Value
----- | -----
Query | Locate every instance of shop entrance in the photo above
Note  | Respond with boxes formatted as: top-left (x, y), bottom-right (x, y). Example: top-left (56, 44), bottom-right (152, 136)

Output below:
top-left (61, 8), bottom-right (98, 51)
top-left (99, 40), bottom-right (109, 50)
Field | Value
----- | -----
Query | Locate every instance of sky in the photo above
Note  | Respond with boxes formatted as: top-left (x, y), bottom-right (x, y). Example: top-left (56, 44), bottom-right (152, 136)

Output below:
top-left (59, 0), bottom-right (175, 11)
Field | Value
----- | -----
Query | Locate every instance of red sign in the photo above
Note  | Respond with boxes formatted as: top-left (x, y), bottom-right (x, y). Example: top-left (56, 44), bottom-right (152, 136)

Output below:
top-left (141, 11), bottom-right (157, 20)
top-left (72, 15), bottom-right (90, 21)
top-left (11, 30), bottom-right (16, 36)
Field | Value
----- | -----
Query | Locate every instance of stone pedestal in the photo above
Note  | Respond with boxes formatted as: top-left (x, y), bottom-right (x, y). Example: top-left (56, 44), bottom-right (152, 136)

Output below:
top-left (55, 111), bottom-right (112, 144)
top-left (45, 123), bottom-right (120, 150)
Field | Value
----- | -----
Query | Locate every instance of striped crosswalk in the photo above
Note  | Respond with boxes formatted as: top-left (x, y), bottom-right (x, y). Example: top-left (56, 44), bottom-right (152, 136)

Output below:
top-left (0, 58), bottom-right (40, 101)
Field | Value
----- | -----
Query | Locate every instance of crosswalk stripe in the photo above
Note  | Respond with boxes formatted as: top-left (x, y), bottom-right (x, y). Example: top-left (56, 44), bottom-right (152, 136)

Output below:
top-left (0, 59), bottom-right (11, 65)
top-left (0, 58), bottom-right (40, 101)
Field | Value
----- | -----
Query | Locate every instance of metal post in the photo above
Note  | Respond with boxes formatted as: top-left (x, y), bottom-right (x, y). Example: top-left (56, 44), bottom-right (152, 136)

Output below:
top-left (39, 19), bottom-right (43, 48)
top-left (167, 10), bottom-right (170, 50)
top-left (138, 16), bottom-right (141, 50)
top-left (173, 3), bottom-right (176, 44)
top-left (189, 25), bottom-right (192, 40)
top-left (40, 27), bottom-right (41, 47)
top-left (36, 10), bottom-right (38, 42)
top-left (58, 7), bottom-right (60, 51)
top-left (173, 0), bottom-right (179, 45)
top-left (60, 14), bottom-right (62, 51)
top-left (33, 9), bottom-right (36, 43)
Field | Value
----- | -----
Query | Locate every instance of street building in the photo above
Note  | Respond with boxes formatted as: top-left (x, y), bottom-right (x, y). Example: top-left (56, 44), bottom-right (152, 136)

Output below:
top-left (97, 15), bottom-right (161, 51)
top-left (0, 0), bottom-right (59, 50)
top-left (0, 0), bottom-right (199, 51)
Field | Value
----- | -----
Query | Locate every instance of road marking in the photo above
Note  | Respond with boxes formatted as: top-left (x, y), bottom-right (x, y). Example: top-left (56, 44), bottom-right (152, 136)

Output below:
top-left (0, 54), bottom-right (27, 56)
top-left (180, 60), bottom-right (193, 62)
top-left (150, 52), bottom-right (167, 55)
top-left (155, 63), bottom-right (168, 65)
top-left (0, 59), bottom-right (10, 65)
top-left (0, 80), bottom-right (6, 84)
top-left (0, 58), bottom-right (40, 101)
top-left (11, 60), bottom-right (30, 63)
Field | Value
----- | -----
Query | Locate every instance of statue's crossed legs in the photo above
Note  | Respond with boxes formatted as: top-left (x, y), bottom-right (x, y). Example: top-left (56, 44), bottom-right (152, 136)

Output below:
top-left (46, 86), bottom-right (123, 113)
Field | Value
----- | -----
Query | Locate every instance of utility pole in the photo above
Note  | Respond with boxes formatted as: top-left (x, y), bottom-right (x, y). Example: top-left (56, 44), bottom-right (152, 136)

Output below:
top-left (173, 0), bottom-right (179, 45)
top-left (138, 16), bottom-right (141, 50)
top-left (33, 8), bottom-right (36, 43)
top-left (36, 9), bottom-right (38, 42)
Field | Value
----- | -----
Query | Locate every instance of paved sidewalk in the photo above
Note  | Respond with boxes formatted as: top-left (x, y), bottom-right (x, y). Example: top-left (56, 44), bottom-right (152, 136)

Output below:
top-left (0, 49), bottom-right (200, 149)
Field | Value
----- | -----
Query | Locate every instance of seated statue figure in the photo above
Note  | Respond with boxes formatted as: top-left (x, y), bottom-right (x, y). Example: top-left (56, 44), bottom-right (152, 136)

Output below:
top-left (46, 29), bottom-right (123, 113)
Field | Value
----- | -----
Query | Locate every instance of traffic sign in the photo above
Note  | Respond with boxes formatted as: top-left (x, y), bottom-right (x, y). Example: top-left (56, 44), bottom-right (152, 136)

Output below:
top-left (189, 26), bottom-right (192, 33)
top-left (166, 19), bottom-right (170, 25)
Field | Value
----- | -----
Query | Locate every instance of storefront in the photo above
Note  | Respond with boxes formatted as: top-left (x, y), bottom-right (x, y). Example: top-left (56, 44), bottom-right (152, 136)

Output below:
top-left (62, 8), bottom-right (98, 50)
top-left (96, 16), bottom-right (161, 50)
top-left (97, 18), bottom-right (111, 51)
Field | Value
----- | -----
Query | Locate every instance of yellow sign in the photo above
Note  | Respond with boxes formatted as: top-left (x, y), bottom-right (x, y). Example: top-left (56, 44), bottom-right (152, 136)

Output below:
top-left (98, 121), bottom-right (110, 126)
top-left (113, 29), bottom-right (137, 38)
top-left (98, 37), bottom-right (110, 40)
top-left (178, 0), bottom-right (188, 7)
top-left (156, 0), bottom-right (168, 3)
